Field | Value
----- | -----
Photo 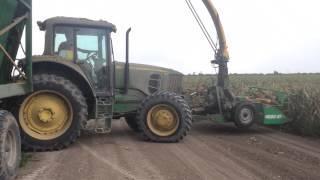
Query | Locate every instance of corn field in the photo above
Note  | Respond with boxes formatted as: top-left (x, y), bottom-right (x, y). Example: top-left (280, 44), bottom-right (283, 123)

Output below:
top-left (183, 74), bottom-right (320, 136)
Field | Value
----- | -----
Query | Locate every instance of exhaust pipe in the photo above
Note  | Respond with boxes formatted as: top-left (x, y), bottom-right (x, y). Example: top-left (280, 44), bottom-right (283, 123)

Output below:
top-left (124, 27), bottom-right (131, 94)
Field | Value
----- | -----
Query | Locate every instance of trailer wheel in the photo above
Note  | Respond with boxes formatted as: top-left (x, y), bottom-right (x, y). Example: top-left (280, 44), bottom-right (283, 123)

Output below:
top-left (234, 102), bottom-right (256, 129)
top-left (18, 74), bottom-right (88, 151)
top-left (0, 110), bottom-right (21, 180)
top-left (136, 91), bottom-right (192, 142)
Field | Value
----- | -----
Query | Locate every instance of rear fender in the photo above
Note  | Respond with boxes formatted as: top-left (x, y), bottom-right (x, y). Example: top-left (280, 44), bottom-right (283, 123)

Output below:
top-left (32, 56), bottom-right (96, 118)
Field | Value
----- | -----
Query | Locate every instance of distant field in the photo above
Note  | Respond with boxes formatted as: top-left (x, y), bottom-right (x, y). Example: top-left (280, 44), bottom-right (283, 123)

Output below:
top-left (183, 74), bottom-right (320, 136)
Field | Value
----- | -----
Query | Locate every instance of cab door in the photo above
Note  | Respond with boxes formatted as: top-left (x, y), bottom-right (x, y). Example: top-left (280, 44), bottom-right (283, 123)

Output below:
top-left (75, 27), bottom-right (113, 133)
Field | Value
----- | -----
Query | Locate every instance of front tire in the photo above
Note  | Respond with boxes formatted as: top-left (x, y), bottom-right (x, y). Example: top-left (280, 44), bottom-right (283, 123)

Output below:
top-left (0, 110), bottom-right (21, 180)
top-left (18, 74), bottom-right (88, 151)
top-left (136, 91), bottom-right (192, 142)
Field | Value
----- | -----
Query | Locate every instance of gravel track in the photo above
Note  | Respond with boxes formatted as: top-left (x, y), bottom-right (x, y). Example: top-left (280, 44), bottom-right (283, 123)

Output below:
top-left (17, 119), bottom-right (320, 180)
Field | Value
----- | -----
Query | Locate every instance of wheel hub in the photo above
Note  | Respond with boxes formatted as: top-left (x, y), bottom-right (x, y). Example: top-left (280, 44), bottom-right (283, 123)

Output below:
top-left (38, 108), bottom-right (54, 123)
top-left (240, 108), bottom-right (253, 124)
top-left (147, 104), bottom-right (180, 137)
top-left (154, 110), bottom-right (175, 130)
top-left (19, 90), bottom-right (73, 140)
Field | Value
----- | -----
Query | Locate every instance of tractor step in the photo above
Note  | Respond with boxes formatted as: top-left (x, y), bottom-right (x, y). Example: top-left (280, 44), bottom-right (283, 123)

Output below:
top-left (82, 97), bottom-right (113, 133)
top-left (95, 97), bottom-right (113, 133)
top-left (94, 118), bottom-right (111, 134)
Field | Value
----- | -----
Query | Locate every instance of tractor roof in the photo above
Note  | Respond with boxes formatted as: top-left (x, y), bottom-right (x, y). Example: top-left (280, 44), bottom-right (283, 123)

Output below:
top-left (37, 17), bottom-right (117, 32)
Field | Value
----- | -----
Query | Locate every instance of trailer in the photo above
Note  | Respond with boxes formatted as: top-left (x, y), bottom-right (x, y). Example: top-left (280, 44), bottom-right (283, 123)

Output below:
top-left (0, 0), bottom-right (32, 179)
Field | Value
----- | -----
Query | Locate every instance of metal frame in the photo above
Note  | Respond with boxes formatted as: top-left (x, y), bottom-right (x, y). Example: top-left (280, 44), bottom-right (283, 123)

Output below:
top-left (0, 0), bottom-right (32, 99)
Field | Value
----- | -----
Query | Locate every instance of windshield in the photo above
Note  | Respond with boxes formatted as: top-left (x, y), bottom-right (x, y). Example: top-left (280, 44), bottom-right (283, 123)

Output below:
top-left (76, 28), bottom-right (107, 63)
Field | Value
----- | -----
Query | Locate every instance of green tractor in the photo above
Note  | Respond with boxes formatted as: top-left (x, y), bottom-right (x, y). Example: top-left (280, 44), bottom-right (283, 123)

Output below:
top-left (0, 0), bottom-right (32, 178)
top-left (15, 16), bottom-right (192, 150)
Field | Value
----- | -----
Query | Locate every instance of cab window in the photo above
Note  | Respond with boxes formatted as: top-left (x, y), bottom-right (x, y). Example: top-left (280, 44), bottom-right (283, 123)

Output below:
top-left (75, 28), bottom-right (108, 91)
top-left (75, 28), bottom-right (107, 63)
top-left (54, 26), bottom-right (74, 60)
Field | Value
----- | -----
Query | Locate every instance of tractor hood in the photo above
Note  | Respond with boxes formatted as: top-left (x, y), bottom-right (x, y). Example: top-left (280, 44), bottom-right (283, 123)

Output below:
top-left (117, 62), bottom-right (182, 75)
top-left (115, 61), bottom-right (183, 95)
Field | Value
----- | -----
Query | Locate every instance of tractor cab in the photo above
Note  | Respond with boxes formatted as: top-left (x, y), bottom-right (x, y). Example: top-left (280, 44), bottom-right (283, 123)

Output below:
top-left (37, 17), bottom-right (116, 95)
top-left (34, 17), bottom-right (117, 134)
top-left (16, 15), bottom-right (191, 151)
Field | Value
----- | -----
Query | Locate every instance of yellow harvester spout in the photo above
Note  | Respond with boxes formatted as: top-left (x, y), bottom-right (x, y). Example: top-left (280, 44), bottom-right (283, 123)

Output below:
top-left (202, 0), bottom-right (229, 61)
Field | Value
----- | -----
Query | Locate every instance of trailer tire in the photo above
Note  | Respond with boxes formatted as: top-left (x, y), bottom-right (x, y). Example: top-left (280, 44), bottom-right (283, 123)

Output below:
top-left (136, 91), bottom-right (192, 142)
top-left (234, 102), bottom-right (256, 129)
top-left (18, 74), bottom-right (88, 151)
top-left (0, 110), bottom-right (21, 180)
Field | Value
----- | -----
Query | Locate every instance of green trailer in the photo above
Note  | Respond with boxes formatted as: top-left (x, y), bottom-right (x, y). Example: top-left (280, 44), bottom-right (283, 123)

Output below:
top-left (0, 0), bottom-right (32, 178)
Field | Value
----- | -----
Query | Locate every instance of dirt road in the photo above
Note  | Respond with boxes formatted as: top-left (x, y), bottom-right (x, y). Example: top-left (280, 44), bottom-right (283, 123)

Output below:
top-left (17, 119), bottom-right (320, 180)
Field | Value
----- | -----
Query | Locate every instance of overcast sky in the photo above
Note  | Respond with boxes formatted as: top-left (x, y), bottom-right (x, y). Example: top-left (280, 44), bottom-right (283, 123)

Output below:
top-left (31, 0), bottom-right (320, 74)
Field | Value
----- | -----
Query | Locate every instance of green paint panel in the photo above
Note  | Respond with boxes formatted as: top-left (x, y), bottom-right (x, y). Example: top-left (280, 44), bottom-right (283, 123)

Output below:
top-left (0, 0), bottom-right (32, 97)
top-left (263, 105), bottom-right (289, 125)
top-left (193, 114), bottom-right (226, 123)
top-left (0, 82), bottom-right (29, 99)
top-left (113, 89), bottom-right (146, 113)
top-left (0, 0), bottom-right (18, 81)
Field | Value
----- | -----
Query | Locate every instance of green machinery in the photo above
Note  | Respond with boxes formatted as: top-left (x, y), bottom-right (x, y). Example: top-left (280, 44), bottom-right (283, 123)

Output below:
top-left (0, 0), bottom-right (32, 178)
top-left (0, 0), bottom-right (289, 153)
top-left (15, 16), bottom-right (192, 151)
top-left (184, 0), bottom-right (290, 128)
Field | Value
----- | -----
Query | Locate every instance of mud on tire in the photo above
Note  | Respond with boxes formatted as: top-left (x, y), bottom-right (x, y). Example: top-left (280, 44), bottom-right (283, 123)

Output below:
top-left (17, 74), bottom-right (88, 151)
top-left (136, 91), bottom-right (192, 142)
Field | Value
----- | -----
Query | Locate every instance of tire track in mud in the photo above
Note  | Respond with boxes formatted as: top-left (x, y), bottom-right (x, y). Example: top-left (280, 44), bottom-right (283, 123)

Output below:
top-left (115, 120), bottom-right (204, 180)
top-left (78, 142), bottom-right (138, 180)
top-left (130, 143), bottom-right (204, 180)
top-left (167, 141), bottom-right (257, 180)
top-left (258, 132), bottom-right (320, 156)
top-left (111, 119), bottom-right (165, 180)
top-left (17, 151), bottom-right (62, 180)
top-left (191, 122), bottom-right (320, 180)
top-left (190, 132), bottom-right (273, 179)
top-left (17, 121), bottom-right (320, 180)
top-left (179, 136), bottom-right (259, 179)
top-left (75, 119), bottom-right (165, 180)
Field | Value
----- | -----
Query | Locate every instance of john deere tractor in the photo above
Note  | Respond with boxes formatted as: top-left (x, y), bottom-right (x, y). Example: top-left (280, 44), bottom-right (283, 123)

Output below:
top-left (0, 0), bottom-right (32, 178)
top-left (14, 15), bottom-right (192, 150)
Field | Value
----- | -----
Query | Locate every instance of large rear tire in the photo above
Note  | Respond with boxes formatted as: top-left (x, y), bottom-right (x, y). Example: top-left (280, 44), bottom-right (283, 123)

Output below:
top-left (136, 91), bottom-right (192, 142)
top-left (0, 110), bottom-right (21, 180)
top-left (18, 74), bottom-right (88, 151)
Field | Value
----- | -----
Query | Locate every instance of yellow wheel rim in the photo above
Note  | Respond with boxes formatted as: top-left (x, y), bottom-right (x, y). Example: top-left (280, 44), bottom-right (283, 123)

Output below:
top-left (19, 90), bottom-right (73, 140)
top-left (147, 104), bottom-right (179, 137)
